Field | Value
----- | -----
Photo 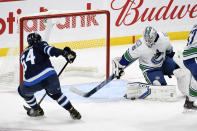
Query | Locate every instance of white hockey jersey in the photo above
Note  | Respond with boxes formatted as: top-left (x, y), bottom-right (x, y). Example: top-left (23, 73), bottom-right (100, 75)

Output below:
top-left (183, 25), bottom-right (197, 60)
top-left (121, 32), bottom-right (172, 72)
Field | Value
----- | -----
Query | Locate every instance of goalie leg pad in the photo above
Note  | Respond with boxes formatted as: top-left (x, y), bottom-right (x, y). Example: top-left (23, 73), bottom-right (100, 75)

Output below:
top-left (126, 82), bottom-right (151, 99)
top-left (173, 68), bottom-right (190, 96)
top-left (126, 82), bottom-right (177, 101)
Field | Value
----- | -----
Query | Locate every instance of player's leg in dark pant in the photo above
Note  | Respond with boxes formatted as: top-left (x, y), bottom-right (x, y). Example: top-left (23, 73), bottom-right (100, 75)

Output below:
top-left (162, 56), bottom-right (179, 77)
top-left (42, 74), bottom-right (73, 110)
top-left (18, 83), bottom-right (43, 109)
top-left (144, 70), bottom-right (167, 85)
top-left (42, 74), bottom-right (81, 119)
top-left (184, 58), bottom-right (197, 81)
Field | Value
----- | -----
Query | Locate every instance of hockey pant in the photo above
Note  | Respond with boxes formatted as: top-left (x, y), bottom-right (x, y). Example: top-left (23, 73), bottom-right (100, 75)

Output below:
top-left (143, 56), bottom-right (178, 85)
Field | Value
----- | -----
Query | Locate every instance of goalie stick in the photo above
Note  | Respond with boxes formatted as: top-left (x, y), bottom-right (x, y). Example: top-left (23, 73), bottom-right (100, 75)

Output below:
top-left (70, 58), bottom-right (133, 97)
top-left (70, 74), bottom-right (115, 97)
top-left (23, 61), bottom-right (69, 111)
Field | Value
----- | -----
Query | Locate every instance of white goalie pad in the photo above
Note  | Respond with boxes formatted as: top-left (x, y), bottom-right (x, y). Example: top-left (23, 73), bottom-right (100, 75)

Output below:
top-left (126, 82), bottom-right (177, 102)
top-left (173, 68), bottom-right (190, 96)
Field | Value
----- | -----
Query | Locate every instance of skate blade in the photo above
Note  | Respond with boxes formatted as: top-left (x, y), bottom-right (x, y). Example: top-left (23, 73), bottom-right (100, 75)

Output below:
top-left (182, 108), bottom-right (197, 114)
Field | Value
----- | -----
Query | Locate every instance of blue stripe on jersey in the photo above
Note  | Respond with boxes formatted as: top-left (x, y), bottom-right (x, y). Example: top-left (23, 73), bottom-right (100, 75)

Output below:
top-left (119, 49), bottom-right (136, 66)
top-left (44, 46), bottom-right (54, 56)
top-left (119, 55), bottom-right (130, 66)
top-left (47, 46), bottom-right (53, 56)
top-left (44, 46), bottom-right (49, 54)
top-left (24, 68), bottom-right (56, 86)
top-left (139, 64), bottom-right (158, 72)
top-left (183, 48), bottom-right (197, 58)
top-left (183, 52), bottom-right (197, 58)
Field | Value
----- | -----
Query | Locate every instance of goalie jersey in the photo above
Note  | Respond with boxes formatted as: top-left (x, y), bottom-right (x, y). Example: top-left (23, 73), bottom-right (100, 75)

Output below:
top-left (20, 41), bottom-right (65, 86)
top-left (183, 25), bottom-right (197, 60)
top-left (119, 32), bottom-right (173, 72)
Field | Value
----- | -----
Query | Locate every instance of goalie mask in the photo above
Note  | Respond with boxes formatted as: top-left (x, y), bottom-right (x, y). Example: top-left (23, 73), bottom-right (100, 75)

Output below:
top-left (27, 32), bottom-right (42, 46)
top-left (143, 26), bottom-right (158, 48)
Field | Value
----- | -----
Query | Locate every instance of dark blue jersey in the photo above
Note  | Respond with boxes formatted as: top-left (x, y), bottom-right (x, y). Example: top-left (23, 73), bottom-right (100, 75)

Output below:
top-left (20, 41), bottom-right (65, 86)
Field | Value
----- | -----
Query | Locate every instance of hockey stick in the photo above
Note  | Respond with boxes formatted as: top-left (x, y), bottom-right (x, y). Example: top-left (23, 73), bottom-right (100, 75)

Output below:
top-left (70, 74), bottom-right (116, 97)
top-left (39, 61), bottom-right (69, 104)
top-left (69, 58), bottom-right (133, 97)
top-left (23, 61), bottom-right (69, 111)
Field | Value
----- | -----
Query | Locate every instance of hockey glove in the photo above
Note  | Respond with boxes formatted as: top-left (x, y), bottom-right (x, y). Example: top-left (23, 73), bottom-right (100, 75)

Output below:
top-left (166, 51), bottom-right (175, 58)
top-left (63, 47), bottom-right (76, 63)
top-left (112, 57), bottom-right (125, 79)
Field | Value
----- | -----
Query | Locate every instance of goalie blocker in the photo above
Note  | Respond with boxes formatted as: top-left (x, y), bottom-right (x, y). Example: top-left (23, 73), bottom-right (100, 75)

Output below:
top-left (125, 82), bottom-right (177, 102)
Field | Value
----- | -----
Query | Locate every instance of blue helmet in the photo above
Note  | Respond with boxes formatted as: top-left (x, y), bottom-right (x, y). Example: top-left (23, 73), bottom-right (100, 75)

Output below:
top-left (27, 32), bottom-right (42, 46)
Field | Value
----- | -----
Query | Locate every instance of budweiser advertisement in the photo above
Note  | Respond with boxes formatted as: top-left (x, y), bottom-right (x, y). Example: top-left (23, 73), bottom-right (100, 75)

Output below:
top-left (0, 0), bottom-right (196, 48)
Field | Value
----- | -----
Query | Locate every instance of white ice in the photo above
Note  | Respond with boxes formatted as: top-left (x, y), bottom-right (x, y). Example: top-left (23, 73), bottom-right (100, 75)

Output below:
top-left (0, 40), bottom-right (197, 131)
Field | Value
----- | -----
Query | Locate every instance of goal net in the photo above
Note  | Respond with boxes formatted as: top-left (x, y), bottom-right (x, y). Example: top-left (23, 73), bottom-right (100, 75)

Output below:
top-left (18, 10), bottom-right (110, 86)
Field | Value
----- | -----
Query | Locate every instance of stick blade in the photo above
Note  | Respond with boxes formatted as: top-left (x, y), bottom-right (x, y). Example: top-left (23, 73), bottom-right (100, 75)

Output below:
top-left (69, 87), bottom-right (86, 97)
top-left (69, 74), bottom-right (115, 98)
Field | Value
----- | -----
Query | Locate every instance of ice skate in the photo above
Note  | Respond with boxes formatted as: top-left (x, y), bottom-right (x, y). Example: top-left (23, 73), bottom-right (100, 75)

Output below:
top-left (25, 106), bottom-right (44, 117)
top-left (68, 107), bottom-right (81, 120)
top-left (183, 96), bottom-right (197, 113)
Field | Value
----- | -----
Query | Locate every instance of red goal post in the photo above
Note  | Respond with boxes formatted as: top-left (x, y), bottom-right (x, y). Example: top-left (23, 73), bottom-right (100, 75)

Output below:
top-left (19, 10), bottom-right (110, 84)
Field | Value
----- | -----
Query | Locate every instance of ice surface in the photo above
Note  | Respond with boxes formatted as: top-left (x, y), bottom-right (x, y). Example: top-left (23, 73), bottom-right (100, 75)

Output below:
top-left (0, 40), bottom-right (197, 131)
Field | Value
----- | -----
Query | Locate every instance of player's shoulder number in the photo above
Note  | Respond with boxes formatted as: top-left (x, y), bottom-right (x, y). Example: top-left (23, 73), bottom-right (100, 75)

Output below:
top-left (187, 29), bottom-right (197, 46)
top-left (132, 39), bottom-right (142, 50)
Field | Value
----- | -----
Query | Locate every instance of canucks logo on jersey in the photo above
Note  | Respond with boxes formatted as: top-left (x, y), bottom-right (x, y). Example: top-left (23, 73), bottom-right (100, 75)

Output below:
top-left (151, 49), bottom-right (164, 64)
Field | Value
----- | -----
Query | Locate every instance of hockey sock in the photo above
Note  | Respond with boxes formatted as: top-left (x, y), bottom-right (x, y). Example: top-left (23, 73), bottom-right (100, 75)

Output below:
top-left (24, 96), bottom-right (39, 109)
top-left (57, 94), bottom-right (72, 110)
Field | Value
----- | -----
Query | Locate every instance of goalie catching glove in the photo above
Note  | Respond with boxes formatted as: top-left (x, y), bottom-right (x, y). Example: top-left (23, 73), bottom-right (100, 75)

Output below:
top-left (112, 57), bottom-right (125, 79)
top-left (63, 47), bottom-right (76, 63)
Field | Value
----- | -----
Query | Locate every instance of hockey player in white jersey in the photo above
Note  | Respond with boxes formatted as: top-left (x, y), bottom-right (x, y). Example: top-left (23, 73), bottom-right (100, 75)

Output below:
top-left (182, 24), bottom-right (197, 110)
top-left (112, 26), bottom-right (188, 100)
